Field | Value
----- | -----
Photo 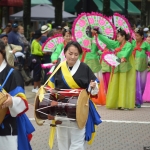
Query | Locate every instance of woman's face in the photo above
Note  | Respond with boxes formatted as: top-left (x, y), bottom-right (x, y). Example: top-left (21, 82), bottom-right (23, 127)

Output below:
top-left (91, 29), bottom-right (97, 36)
top-left (135, 32), bottom-right (143, 41)
top-left (65, 45), bottom-right (80, 67)
top-left (18, 27), bottom-right (24, 34)
top-left (1, 37), bottom-right (8, 45)
top-left (64, 32), bottom-right (72, 43)
top-left (146, 36), bottom-right (150, 44)
top-left (117, 33), bottom-right (125, 43)
top-left (0, 51), bottom-right (4, 63)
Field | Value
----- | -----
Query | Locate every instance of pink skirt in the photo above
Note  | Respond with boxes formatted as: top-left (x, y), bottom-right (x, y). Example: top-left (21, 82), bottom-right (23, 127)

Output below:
top-left (143, 72), bottom-right (150, 102)
top-left (102, 72), bottom-right (110, 93)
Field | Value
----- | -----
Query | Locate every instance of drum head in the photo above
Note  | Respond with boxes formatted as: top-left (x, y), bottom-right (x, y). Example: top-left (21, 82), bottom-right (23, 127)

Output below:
top-left (76, 89), bottom-right (89, 129)
top-left (0, 94), bottom-right (8, 124)
top-left (34, 88), bottom-right (45, 126)
top-left (0, 108), bottom-right (8, 124)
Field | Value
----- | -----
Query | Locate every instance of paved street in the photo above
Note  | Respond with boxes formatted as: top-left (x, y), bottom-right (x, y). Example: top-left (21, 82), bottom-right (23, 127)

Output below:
top-left (25, 85), bottom-right (150, 150)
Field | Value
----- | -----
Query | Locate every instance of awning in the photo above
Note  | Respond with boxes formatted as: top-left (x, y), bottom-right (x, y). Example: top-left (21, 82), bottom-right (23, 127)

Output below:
top-left (64, 0), bottom-right (140, 15)
top-left (64, 0), bottom-right (78, 13)
top-left (93, 0), bottom-right (103, 12)
top-left (0, 0), bottom-right (23, 7)
top-left (31, 0), bottom-right (51, 5)
top-left (93, 0), bottom-right (122, 12)
top-left (112, 0), bottom-right (141, 15)
top-left (0, 0), bottom-right (51, 7)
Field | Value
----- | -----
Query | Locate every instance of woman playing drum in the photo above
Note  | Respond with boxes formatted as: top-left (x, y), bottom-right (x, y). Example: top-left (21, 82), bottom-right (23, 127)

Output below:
top-left (0, 40), bottom-right (34, 150)
top-left (47, 41), bottom-right (100, 150)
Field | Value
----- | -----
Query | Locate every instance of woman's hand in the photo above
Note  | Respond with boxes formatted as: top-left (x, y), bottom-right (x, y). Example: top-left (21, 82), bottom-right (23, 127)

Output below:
top-left (52, 60), bottom-right (58, 64)
top-left (12, 49), bottom-right (17, 54)
top-left (1, 93), bottom-right (13, 109)
top-left (121, 57), bottom-right (126, 63)
top-left (90, 80), bottom-right (96, 89)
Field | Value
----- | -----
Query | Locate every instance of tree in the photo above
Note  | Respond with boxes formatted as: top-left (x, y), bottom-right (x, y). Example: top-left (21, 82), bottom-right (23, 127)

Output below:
top-left (103, 0), bottom-right (110, 16)
top-left (23, 0), bottom-right (31, 39)
top-left (141, 0), bottom-right (148, 27)
top-left (52, 0), bottom-right (64, 27)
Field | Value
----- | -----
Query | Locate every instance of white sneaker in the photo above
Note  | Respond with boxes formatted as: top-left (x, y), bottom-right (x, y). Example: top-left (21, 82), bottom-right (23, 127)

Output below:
top-left (32, 87), bottom-right (38, 93)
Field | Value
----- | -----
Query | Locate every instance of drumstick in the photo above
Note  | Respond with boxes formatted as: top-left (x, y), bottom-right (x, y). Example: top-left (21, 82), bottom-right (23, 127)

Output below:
top-left (44, 87), bottom-right (81, 92)
top-left (44, 90), bottom-right (80, 94)
top-left (86, 80), bottom-right (94, 106)
top-left (50, 124), bottom-right (78, 129)
top-left (36, 109), bottom-right (76, 121)
top-left (36, 105), bottom-right (53, 111)
top-left (42, 97), bottom-right (76, 106)
top-left (44, 122), bottom-right (78, 129)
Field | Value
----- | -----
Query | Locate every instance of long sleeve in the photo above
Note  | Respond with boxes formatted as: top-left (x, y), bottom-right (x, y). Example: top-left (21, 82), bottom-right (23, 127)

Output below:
top-left (8, 33), bottom-right (14, 44)
top-left (142, 41), bottom-right (150, 51)
top-left (117, 42), bottom-right (132, 60)
top-left (87, 64), bottom-right (99, 95)
top-left (9, 96), bottom-right (26, 117)
top-left (31, 40), bottom-right (43, 56)
top-left (22, 36), bottom-right (29, 46)
top-left (88, 81), bottom-right (99, 95)
top-left (8, 69), bottom-right (28, 116)
top-left (10, 44), bottom-right (22, 52)
top-left (51, 43), bottom-right (64, 62)
top-left (147, 42), bottom-right (150, 52)
top-left (98, 34), bottom-right (119, 50)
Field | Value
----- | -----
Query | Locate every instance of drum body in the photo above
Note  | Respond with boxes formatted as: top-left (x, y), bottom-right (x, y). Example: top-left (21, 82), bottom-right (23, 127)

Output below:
top-left (35, 93), bottom-right (77, 120)
top-left (34, 89), bottom-right (89, 129)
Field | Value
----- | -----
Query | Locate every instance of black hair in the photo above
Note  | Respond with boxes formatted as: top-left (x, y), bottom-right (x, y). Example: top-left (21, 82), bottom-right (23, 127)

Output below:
top-left (47, 20), bottom-right (51, 23)
top-left (61, 21), bottom-right (68, 28)
top-left (93, 26), bottom-right (100, 34)
top-left (134, 28), bottom-right (144, 37)
top-left (47, 29), bottom-right (57, 37)
top-left (64, 41), bottom-right (82, 55)
top-left (0, 40), bottom-right (6, 60)
top-left (62, 28), bottom-right (72, 37)
top-left (33, 29), bottom-right (42, 39)
top-left (117, 28), bottom-right (130, 41)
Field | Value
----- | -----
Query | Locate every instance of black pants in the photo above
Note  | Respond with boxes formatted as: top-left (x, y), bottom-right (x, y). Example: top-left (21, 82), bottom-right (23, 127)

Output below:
top-left (29, 55), bottom-right (42, 82)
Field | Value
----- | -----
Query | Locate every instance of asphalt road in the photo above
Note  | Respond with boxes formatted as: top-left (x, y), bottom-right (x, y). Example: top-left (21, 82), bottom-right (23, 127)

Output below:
top-left (25, 85), bottom-right (150, 150)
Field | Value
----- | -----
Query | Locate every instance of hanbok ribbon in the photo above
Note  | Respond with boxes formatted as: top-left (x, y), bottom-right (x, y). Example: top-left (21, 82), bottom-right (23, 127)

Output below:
top-left (114, 41), bottom-right (126, 55)
top-left (132, 41), bottom-right (143, 57)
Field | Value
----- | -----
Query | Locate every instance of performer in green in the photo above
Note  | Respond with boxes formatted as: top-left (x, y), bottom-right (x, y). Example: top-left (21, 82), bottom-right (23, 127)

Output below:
top-left (131, 28), bottom-right (150, 107)
top-left (98, 28), bottom-right (136, 109)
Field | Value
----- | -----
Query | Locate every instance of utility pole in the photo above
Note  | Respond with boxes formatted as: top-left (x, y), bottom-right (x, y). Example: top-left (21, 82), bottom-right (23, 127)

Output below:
top-left (103, 0), bottom-right (110, 16)
top-left (82, 0), bottom-right (88, 12)
top-left (23, 0), bottom-right (31, 39)
top-left (52, 0), bottom-right (64, 26)
top-left (141, 0), bottom-right (148, 26)
top-left (124, 0), bottom-right (128, 18)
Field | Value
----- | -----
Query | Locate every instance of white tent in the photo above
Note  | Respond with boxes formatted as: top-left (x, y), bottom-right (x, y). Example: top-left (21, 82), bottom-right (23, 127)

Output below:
top-left (10, 4), bottom-right (76, 21)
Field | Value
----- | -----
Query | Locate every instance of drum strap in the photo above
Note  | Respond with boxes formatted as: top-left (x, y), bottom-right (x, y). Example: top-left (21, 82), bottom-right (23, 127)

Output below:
top-left (0, 68), bottom-right (14, 91)
top-left (46, 61), bottom-right (80, 89)
top-left (46, 62), bottom-right (62, 88)
top-left (0, 68), bottom-right (14, 128)
top-left (61, 61), bottom-right (80, 89)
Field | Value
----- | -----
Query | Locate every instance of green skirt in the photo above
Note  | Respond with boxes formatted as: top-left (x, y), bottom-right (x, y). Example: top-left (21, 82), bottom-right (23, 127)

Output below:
top-left (106, 55), bottom-right (136, 109)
